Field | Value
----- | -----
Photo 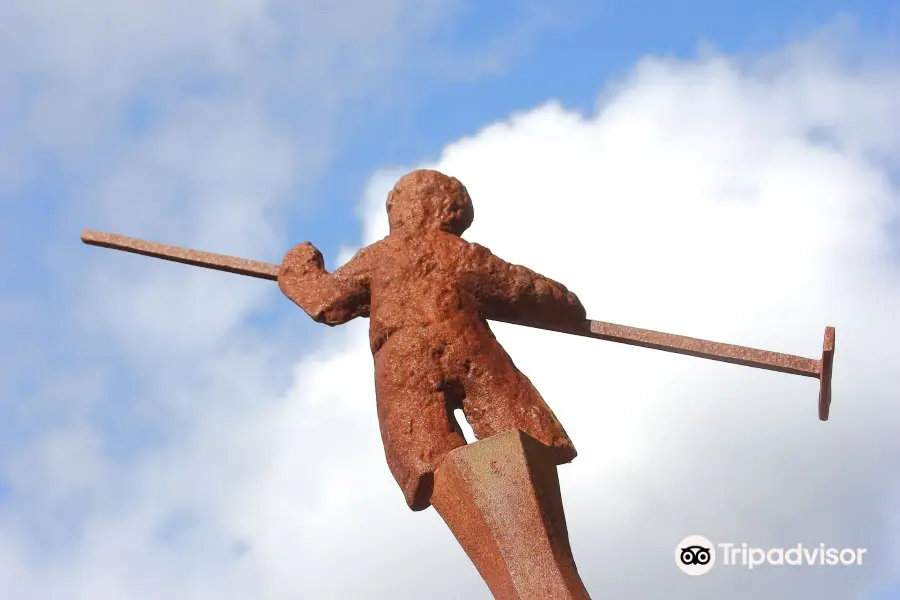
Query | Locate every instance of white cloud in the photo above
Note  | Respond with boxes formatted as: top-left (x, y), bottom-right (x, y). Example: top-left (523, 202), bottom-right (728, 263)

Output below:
top-left (2, 22), bottom-right (899, 600)
top-left (241, 40), bottom-right (899, 598)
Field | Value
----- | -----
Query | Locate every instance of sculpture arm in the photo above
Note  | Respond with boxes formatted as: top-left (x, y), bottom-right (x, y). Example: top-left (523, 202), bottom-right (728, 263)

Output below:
top-left (461, 242), bottom-right (586, 326)
top-left (277, 242), bottom-right (376, 325)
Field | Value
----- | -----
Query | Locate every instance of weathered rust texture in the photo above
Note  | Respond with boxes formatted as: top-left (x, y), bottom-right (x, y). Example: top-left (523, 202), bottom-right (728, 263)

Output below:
top-left (81, 168), bottom-right (838, 598)
top-left (80, 230), bottom-right (280, 280)
top-left (278, 170), bottom-right (585, 510)
top-left (818, 326), bottom-right (836, 421)
top-left (488, 317), bottom-right (834, 419)
top-left (81, 225), bottom-right (836, 420)
top-left (431, 429), bottom-right (592, 600)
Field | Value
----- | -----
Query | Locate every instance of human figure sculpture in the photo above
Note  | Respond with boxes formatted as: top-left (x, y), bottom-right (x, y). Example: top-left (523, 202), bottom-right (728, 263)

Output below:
top-left (81, 169), bottom-right (835, 599)
top-left (277, 169), bottom-right (586, 511)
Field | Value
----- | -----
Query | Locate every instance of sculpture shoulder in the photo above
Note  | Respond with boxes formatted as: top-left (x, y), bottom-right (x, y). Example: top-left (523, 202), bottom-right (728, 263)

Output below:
top-left (429, 233), bottom-right (493, 268)
top-left (455, 238), bottom-right (498, 267)
top-left (329, 238), bottom-right (388, 283)
top-left (351, 237), bottom-right (389, 264)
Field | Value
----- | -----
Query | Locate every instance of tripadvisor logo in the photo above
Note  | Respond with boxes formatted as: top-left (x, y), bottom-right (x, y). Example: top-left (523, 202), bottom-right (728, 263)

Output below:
top-left (676, 535), bottom-right (867, 575)
top-left (677, 535), bottom-right (716, 576)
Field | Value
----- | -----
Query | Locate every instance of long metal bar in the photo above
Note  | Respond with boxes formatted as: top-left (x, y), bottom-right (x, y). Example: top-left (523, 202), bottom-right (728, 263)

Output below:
top-left (81, 229), bottom-right (835, 419)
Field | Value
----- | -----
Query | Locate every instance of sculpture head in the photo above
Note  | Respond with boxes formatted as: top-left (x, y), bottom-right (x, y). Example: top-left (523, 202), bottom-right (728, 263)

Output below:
top-left (386, 169), bottom-right (474, 236)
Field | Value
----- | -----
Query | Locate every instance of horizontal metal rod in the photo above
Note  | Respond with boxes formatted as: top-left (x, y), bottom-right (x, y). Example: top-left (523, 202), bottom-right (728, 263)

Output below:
top-left (496, 316), bottom-right (822, 378)
top-left (81, 230), bottom-right (279, 281)
top-left (81, 229), bottom-right (834, 419)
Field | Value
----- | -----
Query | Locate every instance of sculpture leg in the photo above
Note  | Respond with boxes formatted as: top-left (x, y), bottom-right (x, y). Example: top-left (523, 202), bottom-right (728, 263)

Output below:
top-left (430, 429), bottom-right (593, 600)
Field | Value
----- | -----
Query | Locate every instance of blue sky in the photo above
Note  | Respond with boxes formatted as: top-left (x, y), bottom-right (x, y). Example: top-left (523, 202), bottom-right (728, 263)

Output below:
top-left (306, 0), bottom-right (899, 249)
top-left (1, 1), bottom-right (899, 598)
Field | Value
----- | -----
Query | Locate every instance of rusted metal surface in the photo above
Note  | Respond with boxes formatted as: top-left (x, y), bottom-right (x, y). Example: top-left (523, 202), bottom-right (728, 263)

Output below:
top-left (498, 315), bottom-right (836, 420)
top-left (82, 169), bottom-right (837, 599)
top-left (81, 230), bottom-right (279, 280)
top-left (818, 326), bottom-right (836, 421)
top-left (82, 226), bottom-right (836, 421)
top-left (432, 429), bottom-right (592, 600)
top-left (277, 171), bottom-right (583, 511)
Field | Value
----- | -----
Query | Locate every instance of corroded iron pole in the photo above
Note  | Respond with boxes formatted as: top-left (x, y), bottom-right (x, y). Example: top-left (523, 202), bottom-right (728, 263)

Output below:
top-left (81, 229), bottom-right (835, 420)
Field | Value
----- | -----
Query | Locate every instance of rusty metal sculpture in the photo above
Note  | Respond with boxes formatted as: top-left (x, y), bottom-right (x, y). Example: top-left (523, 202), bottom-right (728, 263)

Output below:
top-left (82, 169), bottom-right (836, 599)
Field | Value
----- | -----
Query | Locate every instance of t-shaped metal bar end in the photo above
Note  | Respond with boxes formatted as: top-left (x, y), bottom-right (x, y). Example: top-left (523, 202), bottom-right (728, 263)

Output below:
top-left (818, 326), bottom-right (836, 421)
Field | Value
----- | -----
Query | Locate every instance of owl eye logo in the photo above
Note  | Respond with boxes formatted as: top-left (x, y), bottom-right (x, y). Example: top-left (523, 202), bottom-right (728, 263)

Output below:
top-left (676, 535), bottom-right (715, 575)
top-left (680, 545), bottom-right (711, 566)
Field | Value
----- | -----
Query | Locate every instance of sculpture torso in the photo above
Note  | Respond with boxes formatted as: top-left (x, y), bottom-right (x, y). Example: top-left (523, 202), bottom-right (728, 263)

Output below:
top-left (276, 169), bottom-right (584, 510)
top-left (367, 231), bottom-right (489, 356)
